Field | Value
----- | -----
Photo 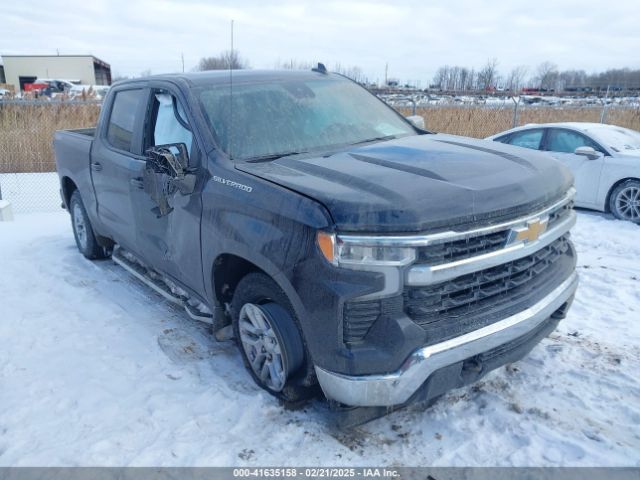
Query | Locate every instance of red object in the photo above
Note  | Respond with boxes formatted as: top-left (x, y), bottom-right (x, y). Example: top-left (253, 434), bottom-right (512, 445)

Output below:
top-left (24, 82), bottom-right (48, 93)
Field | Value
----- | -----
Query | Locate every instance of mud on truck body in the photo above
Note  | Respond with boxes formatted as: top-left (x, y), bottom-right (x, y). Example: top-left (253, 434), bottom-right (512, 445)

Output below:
top-left (54, 68), bottom-right (578, 425)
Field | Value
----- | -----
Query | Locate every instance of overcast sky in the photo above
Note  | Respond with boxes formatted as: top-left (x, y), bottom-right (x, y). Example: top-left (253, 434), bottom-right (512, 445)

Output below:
top-left (3, 0), bottom-right (639, 84)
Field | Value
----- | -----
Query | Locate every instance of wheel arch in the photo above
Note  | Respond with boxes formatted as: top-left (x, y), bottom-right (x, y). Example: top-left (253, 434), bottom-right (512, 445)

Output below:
top-left (605, 177), bottom-right (640, 213)
top-left (212, 253), bottom-right (266, 307)
top-left (61, 176), bottom-right (78, 209)
top-left (209, 252), bottom-right (310, 347)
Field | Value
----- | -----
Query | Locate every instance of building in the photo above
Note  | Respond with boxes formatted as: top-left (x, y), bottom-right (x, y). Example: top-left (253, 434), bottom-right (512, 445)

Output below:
top-left (0, 55), bottom-right (111, 91)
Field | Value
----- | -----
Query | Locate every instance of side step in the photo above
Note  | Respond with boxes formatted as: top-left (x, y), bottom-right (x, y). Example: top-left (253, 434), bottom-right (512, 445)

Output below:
top-left (112, 246), bottom-right (214, 325)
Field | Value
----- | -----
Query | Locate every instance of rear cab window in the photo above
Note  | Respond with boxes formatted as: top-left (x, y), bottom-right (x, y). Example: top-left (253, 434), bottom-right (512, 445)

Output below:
top-left (106, 89), bottom-right (146, 153)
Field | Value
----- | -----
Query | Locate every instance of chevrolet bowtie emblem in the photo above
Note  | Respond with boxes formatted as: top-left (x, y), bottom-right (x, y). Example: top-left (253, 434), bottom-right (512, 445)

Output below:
top-left (513, 217), bottom-right (549, 243)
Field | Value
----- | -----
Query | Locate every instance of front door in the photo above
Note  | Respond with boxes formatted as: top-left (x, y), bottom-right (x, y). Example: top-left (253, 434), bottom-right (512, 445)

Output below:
top-left (544, 128), bottom-right (606, 206)
top-left (132, 86), bottom-right (205, 296)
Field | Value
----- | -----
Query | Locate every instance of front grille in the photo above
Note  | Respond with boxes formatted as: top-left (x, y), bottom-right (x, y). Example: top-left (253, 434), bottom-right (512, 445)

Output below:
top-left (414, 199), bottom-right (573, 267)
top-left (548, 200), bottom-right (574, 228)
top-left (342, 235), bottom-right (574, 346)
top-left (416, 230), bottom-right (509, 265)
top-left (405, 235), bottom-right (574, 345)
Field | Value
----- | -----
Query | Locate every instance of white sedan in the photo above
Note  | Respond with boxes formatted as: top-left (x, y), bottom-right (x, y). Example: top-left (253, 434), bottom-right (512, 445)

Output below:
top-left (487, 122), bottom-right (640, 223)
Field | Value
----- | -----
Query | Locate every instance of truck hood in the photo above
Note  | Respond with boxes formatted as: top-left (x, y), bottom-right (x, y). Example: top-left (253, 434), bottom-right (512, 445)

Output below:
top-left (236, 133), bottom-right (573, 233)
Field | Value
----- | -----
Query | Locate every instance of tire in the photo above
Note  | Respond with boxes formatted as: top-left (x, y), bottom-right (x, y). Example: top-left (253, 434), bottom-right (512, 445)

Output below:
top-left (609, 179), bottom-right (640, 224)
top-left (69, 190), bottom-right (109, 259)
top-left (231, 272), bottom-right (313, 403)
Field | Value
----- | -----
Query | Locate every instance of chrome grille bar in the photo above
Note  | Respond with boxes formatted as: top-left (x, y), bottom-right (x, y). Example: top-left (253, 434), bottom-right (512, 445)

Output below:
top-left (406, 210), bottom-right (575, 286)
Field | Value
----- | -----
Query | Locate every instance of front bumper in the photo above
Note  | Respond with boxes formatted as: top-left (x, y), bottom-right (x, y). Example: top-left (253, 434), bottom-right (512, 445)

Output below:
top-left (315, 271), bottom-right (578, 407)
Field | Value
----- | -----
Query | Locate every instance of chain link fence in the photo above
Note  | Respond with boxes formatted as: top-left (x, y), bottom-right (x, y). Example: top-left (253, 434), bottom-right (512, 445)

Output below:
top-left (398, 104), bottom-right (640, 138)
top-left (0, 100), bottom-right (101, 213)
top-left (1, 99), bottom-right (639, 214)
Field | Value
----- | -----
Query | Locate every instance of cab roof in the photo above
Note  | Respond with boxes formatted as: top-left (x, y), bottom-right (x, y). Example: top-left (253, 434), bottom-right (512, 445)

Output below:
top-left (114, 69), bottom-right (336, 88)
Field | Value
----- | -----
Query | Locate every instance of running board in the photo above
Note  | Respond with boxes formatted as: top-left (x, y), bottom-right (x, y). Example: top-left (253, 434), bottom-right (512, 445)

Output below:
top-left (112, 246), bottom-right (213, 325)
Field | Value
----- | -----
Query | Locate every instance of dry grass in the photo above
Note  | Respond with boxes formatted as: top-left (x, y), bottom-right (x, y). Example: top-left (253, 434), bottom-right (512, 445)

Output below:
top-left (402, 105), bottom-right (640, 139)
top-left (0, 102), bottom-right (100, 173)
top-left (0, 102), bottom-right (639, 174)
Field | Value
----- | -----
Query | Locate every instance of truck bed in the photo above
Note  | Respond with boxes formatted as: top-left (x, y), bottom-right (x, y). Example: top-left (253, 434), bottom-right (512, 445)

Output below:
top-left (54, 128), bottom-right (96, 210)
top-left (61, 127), bottom-right (96, 138)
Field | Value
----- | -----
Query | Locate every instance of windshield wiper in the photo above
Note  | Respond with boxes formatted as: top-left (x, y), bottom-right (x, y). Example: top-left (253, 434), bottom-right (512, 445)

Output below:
top-left (244, 151), bottom-right (309, 163)
top-left (352, 135), bottom-right (398, 146)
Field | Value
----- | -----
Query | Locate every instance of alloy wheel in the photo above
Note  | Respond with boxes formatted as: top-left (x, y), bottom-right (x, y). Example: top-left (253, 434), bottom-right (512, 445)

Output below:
top-left (238, 303), bottom-right (287, 392)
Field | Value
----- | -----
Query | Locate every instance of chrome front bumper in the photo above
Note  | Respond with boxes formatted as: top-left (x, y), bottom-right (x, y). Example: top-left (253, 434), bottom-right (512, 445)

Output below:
top-left (315, 271), bottom-right (579, 407)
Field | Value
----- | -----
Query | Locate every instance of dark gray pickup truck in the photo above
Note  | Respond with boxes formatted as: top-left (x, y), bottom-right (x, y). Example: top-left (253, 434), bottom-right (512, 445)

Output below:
top-left (54, 68), bottom-right (578, 423)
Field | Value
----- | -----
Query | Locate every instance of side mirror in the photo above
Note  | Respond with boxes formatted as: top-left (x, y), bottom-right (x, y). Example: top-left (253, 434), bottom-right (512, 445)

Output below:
top-left (146, 143), bottom-right (190, 176)
top-left (574, 146), bottom-right (602, 160)
top-left (144, 143), bottom-right (196, 212)
top-left (406, 115), bottom-right (425, 130)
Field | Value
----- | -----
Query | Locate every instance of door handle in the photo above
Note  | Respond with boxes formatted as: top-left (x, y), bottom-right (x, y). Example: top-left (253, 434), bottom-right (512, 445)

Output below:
top-left (91, 162), bottom-right (103, 172)
top-left (130, 178), bottom-right (144, 189)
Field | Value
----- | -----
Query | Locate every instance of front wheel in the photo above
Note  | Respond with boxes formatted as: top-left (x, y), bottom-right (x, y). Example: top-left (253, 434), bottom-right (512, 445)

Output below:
top-left (609, 180), bottom-right (640, 224)
top-left (69, 190), bottom-right (109, 259)
top-left (231, 272), bottom-right (313, 402)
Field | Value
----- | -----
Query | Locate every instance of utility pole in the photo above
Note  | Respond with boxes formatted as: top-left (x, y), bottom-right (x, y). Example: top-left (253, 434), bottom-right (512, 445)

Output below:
top-left (181, 52), bottom-right (185, 73)
top-left (384, 63), bottom-right (388, 86)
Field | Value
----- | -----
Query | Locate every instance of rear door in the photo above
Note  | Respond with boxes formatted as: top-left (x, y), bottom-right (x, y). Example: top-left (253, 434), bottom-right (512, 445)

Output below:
top-left (91, 86), bottom-right (149, 251)
top-left (542, 128), bottom-right (606, 206)
top-left (501, 128), bottom-right (545, 151)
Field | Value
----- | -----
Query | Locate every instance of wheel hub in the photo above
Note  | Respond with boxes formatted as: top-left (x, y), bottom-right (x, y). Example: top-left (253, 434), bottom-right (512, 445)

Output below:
top-left (616, 186), bottom-right (640, 221)
top-left (72, 203), bottom-right (88, 249)
top-left (238, 303), bottom-right (287, 392)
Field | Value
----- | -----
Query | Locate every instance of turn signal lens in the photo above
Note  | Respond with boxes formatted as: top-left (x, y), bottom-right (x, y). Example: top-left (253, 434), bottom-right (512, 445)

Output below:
top-left (317, 232), bottom-right (336, 264)
top-left (317, 231), bottom-right (416, 267)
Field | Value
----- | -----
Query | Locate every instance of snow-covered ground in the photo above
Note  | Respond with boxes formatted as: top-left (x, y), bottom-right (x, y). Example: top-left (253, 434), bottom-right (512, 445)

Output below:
top-left (0, 210), bottom-right (638, 466)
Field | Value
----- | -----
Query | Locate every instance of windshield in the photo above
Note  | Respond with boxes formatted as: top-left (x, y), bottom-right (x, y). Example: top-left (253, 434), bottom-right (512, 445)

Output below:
top-left (589, 126), bottom-right (640, 153)
top-left (197, 76), bottom-right (417, 161)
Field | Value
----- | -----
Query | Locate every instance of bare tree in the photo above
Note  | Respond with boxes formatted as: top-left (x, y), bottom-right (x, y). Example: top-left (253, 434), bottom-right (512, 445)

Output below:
top-left (535, 61), bottom-right (558, 90)
top-left (276, 59), bottom-right (314, 70)
top-left (333, 63), bottom-right (368, 84)
top-left (477, 58), bottom-right (499, 90)
top-left (196, 50), bottom-right (249, 71)
top-left (430, 60), bottom-right (640, 93)
top-left (432, 66), bottom-right (448, 90)
top-left (506, 66), bottom-right (528, 93)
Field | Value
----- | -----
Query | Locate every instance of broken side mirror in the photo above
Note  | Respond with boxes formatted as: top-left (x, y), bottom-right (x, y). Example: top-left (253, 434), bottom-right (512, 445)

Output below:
top-left (143, 143), bottom-right (197, 217)
top-left (172, 173), bottom-right (197, 195)
top-left (146, 143), bottom-right (189, 177)
top-left (145, 143), bottom-right (196, 195)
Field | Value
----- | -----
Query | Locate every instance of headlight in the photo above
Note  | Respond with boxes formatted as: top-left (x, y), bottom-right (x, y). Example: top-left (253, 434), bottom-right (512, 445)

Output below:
top-left (317, 232), bottom-right (415, 267)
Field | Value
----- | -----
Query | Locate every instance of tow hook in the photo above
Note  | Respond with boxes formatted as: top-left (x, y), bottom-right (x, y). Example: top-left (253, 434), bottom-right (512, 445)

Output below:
top-left (462, 356), bottom-right (483, 374)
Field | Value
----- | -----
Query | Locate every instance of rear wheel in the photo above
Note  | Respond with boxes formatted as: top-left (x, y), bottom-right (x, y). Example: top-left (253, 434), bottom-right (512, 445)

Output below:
top-left (231, 272), bottom-right (312, 402)
top-left (609, 180), bottom-right (640, 224)
top-left (69, 190), bottom-right (109, 259)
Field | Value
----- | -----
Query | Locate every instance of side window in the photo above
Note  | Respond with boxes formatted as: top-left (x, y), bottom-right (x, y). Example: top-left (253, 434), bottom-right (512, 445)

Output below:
top-left (149, 92), bottom-right (193, 153)
top-left (506, 129), bottom-right (544, 150)
top-left (546, 129), bottom-right (602, 154)
top-left (106, 89), bottom-right (145, 153)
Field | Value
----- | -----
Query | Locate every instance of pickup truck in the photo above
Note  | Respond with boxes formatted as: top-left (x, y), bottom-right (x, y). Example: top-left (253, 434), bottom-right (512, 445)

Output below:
top-left (54, 68), bottom-right (578, 424)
